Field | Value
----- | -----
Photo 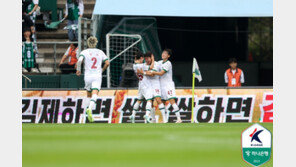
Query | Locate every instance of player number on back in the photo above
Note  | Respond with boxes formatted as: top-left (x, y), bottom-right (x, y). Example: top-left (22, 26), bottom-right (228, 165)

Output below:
top-left (91, 57), bottom-right (97, 69)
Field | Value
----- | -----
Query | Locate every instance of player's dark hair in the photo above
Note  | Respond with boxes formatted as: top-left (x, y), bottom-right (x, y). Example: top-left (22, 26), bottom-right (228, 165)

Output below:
top-left (73, 43), bottom-right (78, 48)
top-left (163, 48), bottom-right (172, 56)
top-left (144, 51), bottom-right (152, 57)
top-left (134, 51), bottom-right (144, 60)
top-left (228, 58), bottom-right (237, 64)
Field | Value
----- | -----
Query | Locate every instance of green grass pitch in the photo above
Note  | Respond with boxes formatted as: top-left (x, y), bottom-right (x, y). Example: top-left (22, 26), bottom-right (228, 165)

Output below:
top-left (22, 123), bottom-right (273, 167)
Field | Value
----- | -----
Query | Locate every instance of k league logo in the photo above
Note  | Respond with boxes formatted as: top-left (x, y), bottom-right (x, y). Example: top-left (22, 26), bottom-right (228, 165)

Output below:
top-left (242, 124), bottom-right (272, 166)
top-left (249, 128), bottom-right (263, 146)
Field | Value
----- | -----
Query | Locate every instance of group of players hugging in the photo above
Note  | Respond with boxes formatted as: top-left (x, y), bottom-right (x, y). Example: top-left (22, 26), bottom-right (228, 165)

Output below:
top-left (76, 36), bottom-right (182, 123)
top-left (130, 49), bottom-right (182, 123)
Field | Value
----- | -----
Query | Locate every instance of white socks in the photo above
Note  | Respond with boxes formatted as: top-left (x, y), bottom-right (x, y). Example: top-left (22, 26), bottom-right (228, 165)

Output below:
top-left (172, 103), bottom-right (181, 121)
top-left (132, 102), bottom-right (140, 117)
top-left (88, 94), bottom-right (98, 110)
top-left (145, 101), bottom-right (152, 116)
top-left (84, 98), bottom-right (90, 110)
top-left (130, 101), bottom-right (181, 123)
top-left (172, 103), bottom-right (179, 112)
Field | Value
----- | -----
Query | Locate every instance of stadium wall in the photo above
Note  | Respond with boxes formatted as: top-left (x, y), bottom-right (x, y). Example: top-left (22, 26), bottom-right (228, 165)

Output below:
top-left (22, 62), bottom-right (272, 89)
top-left (22, 88), bottom-right (273, 124)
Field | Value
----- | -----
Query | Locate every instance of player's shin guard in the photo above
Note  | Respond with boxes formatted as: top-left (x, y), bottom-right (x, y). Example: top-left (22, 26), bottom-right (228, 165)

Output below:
top-left (172, 103), bottom-right (182, 121)
top-left (132, 102), bottom-right (140, 117)
top-left (145, 101), bottom-right (152, 116)
top-left (172, 103), bottom-right (179, 112)
top-left (88, 94), bottom-right (98, 110)
top-left (158, 103), bottom-right (166, 123)
top-left (84, 98), bottom-right (90, 109)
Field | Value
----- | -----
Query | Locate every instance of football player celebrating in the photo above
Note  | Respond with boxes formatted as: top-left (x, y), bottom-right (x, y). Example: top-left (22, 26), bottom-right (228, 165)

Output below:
top-left (141, 52), bottom-right (167, 123)
top-left (76, 36), bottom-right (110, 122)
top-left (129, 52), bottom-right (154, 123)
top-left (151, 49), bottom-right (182, 123)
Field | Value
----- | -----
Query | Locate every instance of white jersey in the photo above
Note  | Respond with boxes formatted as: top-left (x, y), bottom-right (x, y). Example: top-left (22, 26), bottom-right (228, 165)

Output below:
top-left (158, 60), bottom-right (176, 100)
top-left (80, 48), bottom-right (108, 77)
top-left (144, 61), bottom-right (161, 97)
top-left (158, 60), bottom-right (174, 86)
top-left (145, 61), bottom-right (161, 85)
top-left (133, 63), bottom-right (151, 89)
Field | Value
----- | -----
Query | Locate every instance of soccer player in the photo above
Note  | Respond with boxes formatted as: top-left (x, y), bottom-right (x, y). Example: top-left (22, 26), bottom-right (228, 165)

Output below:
top-left (151, 49), bottom-right (182, 123)
top-left (141, 52), bottom-right (167, 123)
top-left (129, 52), bottom-right (153, 123)
top-left (76, 36), bottom-right (110, 122)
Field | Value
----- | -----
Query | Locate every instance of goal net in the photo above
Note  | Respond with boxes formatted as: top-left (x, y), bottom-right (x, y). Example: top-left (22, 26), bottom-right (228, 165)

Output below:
top-left (106, 17), bottom-right (162, 88)
top-left (106, 34), bottom-right (143, 87)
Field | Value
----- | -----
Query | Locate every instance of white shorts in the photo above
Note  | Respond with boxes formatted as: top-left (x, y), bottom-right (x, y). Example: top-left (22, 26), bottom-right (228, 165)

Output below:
top-left (152, 83), bottom-right (161, 98)
top-left (160, 82), bottom-right (176, 100)
top-left (138, 85), bottom-right (153, 101)
top-left (84, 75), bottom-right (102, 92)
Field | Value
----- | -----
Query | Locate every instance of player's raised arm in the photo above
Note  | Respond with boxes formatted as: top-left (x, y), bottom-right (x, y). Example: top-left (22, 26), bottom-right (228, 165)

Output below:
top-left (149, 54), bottom-right (155, 70)
top-left (76, 55), bottom-right (84, 76)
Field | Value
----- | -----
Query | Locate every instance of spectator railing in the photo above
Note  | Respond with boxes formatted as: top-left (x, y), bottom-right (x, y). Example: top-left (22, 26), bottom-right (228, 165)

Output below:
top-left (33, 17), bottom-right (94, 74)
top-left (22, 74), bottom-right (32, 88)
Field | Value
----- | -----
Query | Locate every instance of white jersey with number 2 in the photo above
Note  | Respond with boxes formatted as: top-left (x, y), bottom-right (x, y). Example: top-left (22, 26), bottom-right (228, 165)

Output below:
top-left (80, 48), bottom-right (108, 77)
top-left (80, 48), bottom-right (108, 92)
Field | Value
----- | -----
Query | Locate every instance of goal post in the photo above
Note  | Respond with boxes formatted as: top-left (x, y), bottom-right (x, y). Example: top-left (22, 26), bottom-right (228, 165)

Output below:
top-left (106, 33), bottom-right (143, 88)
top-left (104, 17), bottom-right (162, 88)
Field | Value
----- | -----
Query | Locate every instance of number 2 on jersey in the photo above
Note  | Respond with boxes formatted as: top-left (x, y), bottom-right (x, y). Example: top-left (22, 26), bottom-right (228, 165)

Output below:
top-left (91, 57), bottom-right (97, 69)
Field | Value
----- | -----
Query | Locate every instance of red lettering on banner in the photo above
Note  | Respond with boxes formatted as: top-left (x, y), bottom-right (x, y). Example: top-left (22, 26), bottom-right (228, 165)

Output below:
top-left (260, 93), bottom-right (273, 123)
top-left (263, 112), bottom-right (273, 123)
